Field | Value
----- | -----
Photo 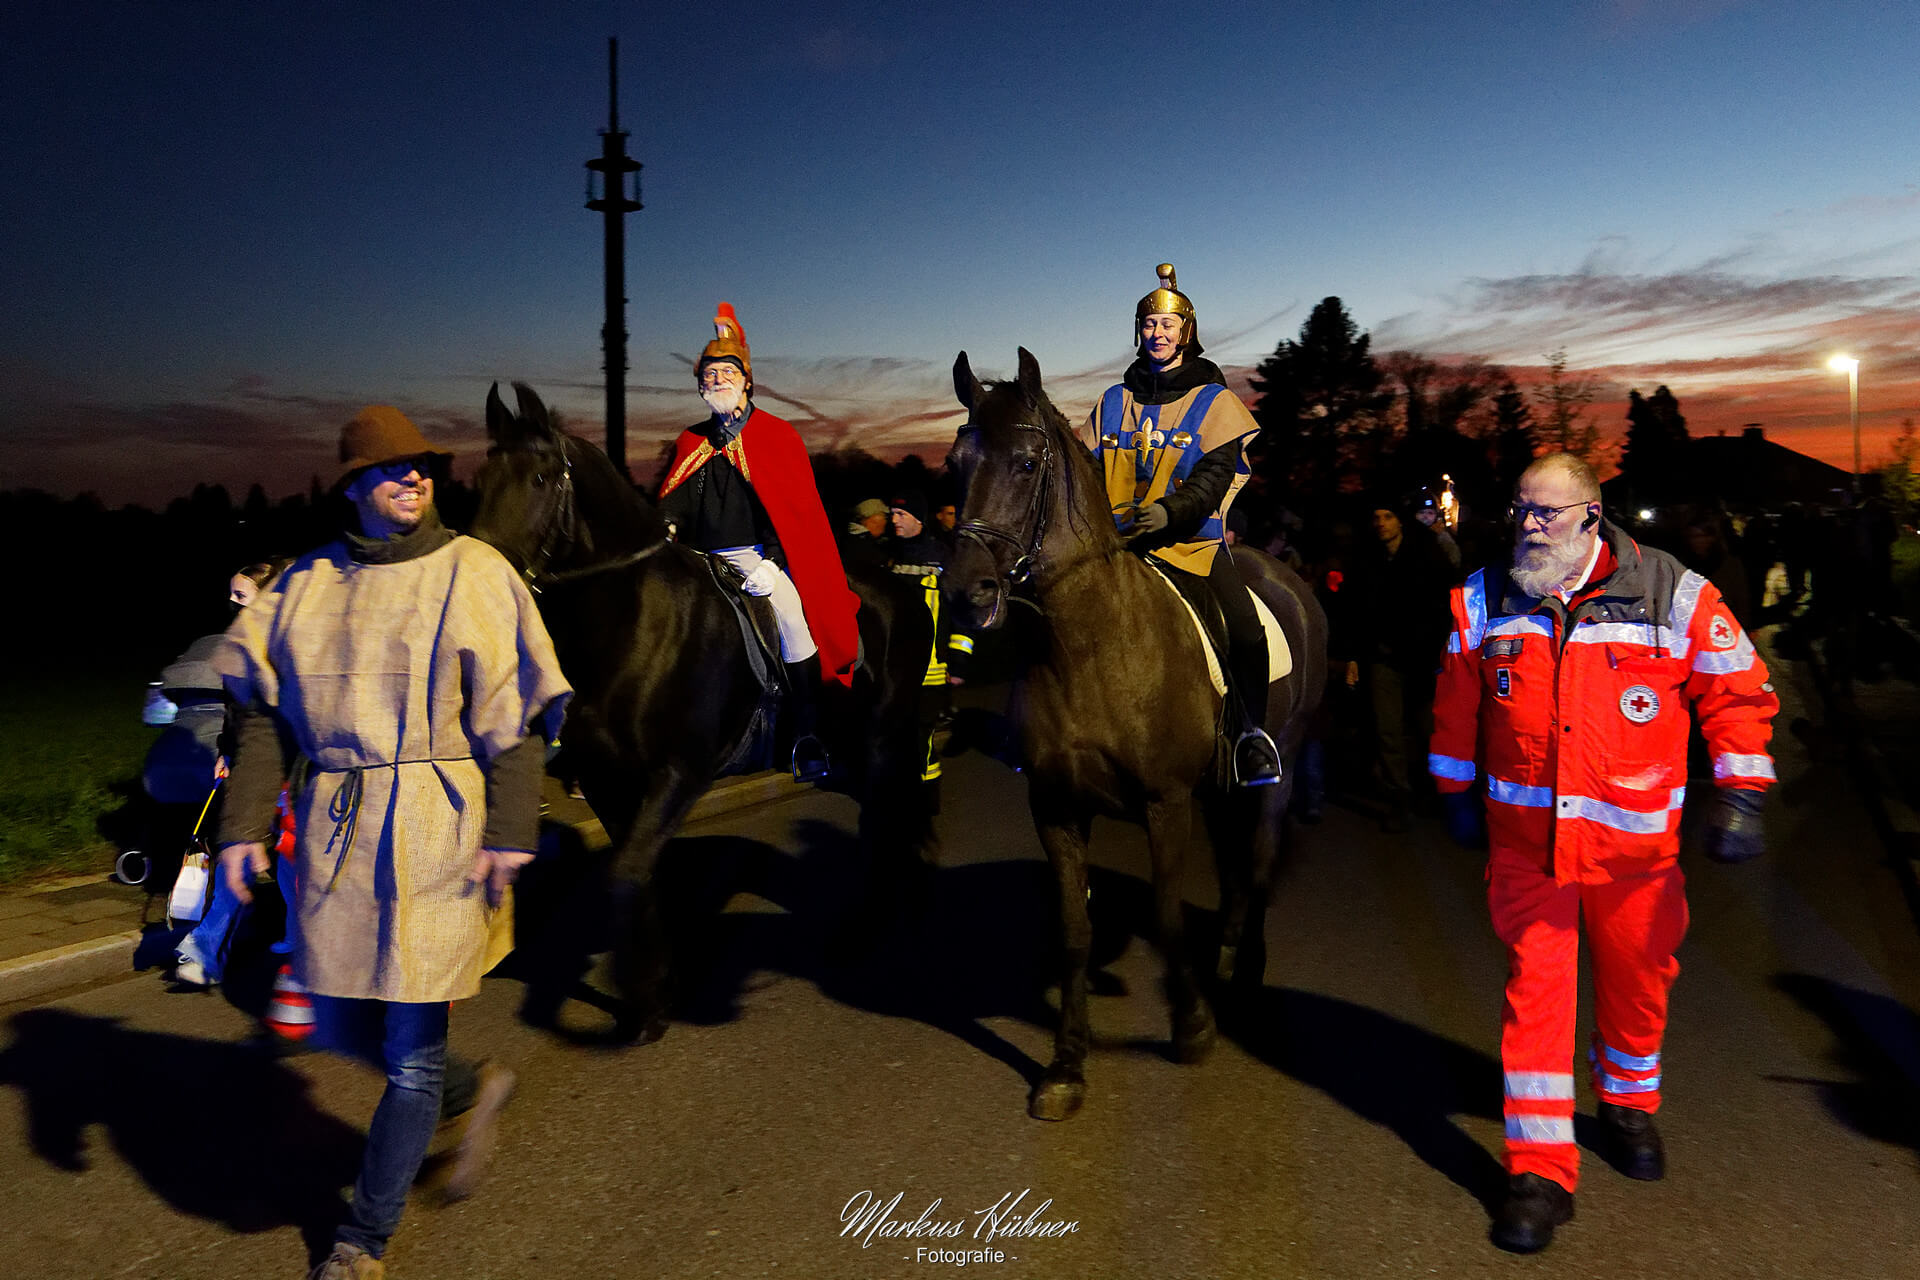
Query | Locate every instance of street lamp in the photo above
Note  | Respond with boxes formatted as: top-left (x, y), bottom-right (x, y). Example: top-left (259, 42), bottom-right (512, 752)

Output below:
top-left (1828, 355), bottom-right (1860, 492)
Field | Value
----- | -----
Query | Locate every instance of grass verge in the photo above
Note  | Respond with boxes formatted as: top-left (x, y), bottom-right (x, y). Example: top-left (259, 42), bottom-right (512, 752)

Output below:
top-left (0, 671), bottom-right (159, 887)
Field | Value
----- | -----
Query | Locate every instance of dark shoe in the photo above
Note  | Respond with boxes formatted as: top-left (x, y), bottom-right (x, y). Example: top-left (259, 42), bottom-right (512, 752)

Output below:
top-left (441, 1062), bottom-right (517, 1203)
top-left (1232, 728), bottom-right (1282, 787)
top-left (1599, 1101), bottom-right (1666, 1181)
top-left (791, 734), bottom-right (831, 784)
top-left (1490, 1173), bottom-right (1574, 1254)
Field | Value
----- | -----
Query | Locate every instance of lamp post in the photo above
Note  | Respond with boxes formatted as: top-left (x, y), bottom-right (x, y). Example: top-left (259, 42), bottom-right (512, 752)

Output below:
top-left (1828, 355), bottom-right (1860, 493)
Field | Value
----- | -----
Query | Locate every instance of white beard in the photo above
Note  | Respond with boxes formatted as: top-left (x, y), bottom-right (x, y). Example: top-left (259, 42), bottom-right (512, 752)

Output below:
top-left (1511, 532), bottom-right (1592, 598)
top-left (701, 385), bottom-right (745, 419)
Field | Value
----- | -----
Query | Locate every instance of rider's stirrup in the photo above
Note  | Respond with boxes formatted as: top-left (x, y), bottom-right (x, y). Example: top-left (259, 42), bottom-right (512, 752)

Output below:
top-left (791, 735), bottom-right (831, 784)
top-left (1232, 727), bottom-right (1283, 788)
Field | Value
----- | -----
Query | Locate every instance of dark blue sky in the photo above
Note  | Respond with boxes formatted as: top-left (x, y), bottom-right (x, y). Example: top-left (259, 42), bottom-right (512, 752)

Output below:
top-left (4, 1), bottom-right (1916, 501)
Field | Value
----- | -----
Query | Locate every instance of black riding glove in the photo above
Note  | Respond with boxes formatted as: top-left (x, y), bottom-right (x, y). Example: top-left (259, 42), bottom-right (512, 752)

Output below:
top-left (1703, 788), bottom-right (1766, 863)
top-left (1443, 792), bottom-right (1486, 849)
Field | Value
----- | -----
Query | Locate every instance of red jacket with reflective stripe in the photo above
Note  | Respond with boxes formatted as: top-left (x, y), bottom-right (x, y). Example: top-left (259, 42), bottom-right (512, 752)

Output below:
top-left (1428, 525), bottom-right (1778, 885)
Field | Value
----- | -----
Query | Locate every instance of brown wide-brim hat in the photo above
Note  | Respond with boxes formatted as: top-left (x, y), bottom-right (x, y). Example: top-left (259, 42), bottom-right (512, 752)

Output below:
top-left (337, 405), bottom-right (451, 485)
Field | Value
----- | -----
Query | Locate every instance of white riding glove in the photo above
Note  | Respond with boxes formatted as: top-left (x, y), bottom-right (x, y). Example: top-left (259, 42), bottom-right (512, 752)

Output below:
top-left (742, 559), bottom-right (782, 597)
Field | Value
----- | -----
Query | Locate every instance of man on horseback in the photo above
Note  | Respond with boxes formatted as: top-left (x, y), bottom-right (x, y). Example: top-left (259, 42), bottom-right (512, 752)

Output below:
top-left (658, 303), bottom-right (860, 783)
top-left (1082, 264), bottom-right (1280, 785)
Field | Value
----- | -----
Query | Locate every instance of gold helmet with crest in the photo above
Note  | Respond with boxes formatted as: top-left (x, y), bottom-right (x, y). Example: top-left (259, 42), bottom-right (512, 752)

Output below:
top-left (696, 302), bottom-right (752, 389)
top-left (1134, 263), bottom-right (1200, 355)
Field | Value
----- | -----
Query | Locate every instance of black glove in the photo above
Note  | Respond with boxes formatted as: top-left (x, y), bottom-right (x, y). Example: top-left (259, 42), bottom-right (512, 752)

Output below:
top-left (1703, 788), bottom-right (1765, 863)
top-left (1443, 792), bottom-right (1485, 849)
top-left (1134, 502), bottom-right (1169, 536)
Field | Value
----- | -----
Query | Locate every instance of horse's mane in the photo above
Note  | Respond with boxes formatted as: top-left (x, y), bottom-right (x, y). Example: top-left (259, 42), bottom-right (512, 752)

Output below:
top-left (557, 430), bottom-right (672, 549)
top-left (979, 378), bottom-right (1115, 554)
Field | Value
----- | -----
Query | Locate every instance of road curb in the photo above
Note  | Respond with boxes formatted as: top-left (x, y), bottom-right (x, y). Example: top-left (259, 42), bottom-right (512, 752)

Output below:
top-left (0, 929), bottom-right (145, 1008)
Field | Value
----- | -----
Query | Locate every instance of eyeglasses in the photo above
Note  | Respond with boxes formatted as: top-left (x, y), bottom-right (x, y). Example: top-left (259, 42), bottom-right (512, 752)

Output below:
top-left (699, 367), bottom-right (744, 389)
top-left (1508, 501), bottom-right (1585, 527)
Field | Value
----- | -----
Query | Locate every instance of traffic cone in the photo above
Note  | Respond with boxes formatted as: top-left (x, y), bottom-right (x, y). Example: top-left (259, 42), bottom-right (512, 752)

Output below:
top-left (264, 964), bottom-right (315, 1043)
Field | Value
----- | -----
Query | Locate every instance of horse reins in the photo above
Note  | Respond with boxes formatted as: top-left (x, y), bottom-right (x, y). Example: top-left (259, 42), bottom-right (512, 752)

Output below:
top-left (952, 422), bottom-right (1054, 592)
top-left (519, 436), bottom-right (664, 592)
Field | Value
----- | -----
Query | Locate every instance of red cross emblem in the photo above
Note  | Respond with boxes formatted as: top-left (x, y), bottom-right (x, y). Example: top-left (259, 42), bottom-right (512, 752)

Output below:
top-left (1620, 684), bottom-right (1660, 723)
top-left (1710, 616), bottom-right (1736, 650)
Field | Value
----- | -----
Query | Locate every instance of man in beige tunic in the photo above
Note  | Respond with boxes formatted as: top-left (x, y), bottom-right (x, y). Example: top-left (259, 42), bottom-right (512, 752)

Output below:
top-left (215, 405), bottom-right (570, 1280)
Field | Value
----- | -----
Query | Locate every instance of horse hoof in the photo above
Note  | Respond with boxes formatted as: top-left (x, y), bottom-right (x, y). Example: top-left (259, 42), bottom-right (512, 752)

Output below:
top-left (1214, 946), bottom-right (1238, 985)
top-left (1174, 1011), bottom-right (1217, 1064)
top-left (1028, 1076), bottom-right (1086, 1122)
top-left (612, 1010), bottom-right (670, 1046)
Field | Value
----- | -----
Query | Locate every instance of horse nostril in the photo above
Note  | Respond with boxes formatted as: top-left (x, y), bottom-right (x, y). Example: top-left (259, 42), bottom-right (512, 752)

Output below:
top-left (966, 580), bottom-right (999, 609)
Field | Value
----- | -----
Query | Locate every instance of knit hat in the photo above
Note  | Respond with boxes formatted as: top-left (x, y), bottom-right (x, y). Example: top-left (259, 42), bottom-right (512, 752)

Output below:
top-left (337, 405), bottom-right (450, 484)
top-left (889, 489), bottom-right (929, 525)
top-left (852, 498), bottom-right (889, 522)
top-left (696, 303), bottom-right (752, 386)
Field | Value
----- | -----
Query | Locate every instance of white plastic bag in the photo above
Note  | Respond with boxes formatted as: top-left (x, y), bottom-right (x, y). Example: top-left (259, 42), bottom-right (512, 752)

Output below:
top-left (168, 848), bottom-right (211, 925)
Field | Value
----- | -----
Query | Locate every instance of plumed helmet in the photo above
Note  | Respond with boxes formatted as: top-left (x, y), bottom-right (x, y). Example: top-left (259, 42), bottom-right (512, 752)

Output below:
top-left (1134, 263), bottom-right (1200, 354)
top-left (696, 302), bottom-right (752, 387)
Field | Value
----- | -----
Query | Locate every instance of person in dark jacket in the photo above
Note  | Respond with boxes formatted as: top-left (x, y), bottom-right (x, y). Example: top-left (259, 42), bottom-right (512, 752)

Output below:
top-left (1338, 497), bottom-right (1455, 830)
top-left (1078, 263), bottom-right (1277, 785)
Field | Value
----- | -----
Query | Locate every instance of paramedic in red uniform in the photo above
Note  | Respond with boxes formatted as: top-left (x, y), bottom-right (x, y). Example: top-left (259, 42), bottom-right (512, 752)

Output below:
top-left (1428, 453), bottom-right (1776, 1254)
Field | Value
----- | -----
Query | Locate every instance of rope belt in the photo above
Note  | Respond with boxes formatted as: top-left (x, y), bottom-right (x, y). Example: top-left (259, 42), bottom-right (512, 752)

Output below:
top-left (319, 757), bottom-right (474, 892)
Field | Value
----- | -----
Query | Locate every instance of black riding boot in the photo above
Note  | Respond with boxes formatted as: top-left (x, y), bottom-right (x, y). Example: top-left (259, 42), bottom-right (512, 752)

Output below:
top-left (1210, 552), bottom-right (1280, 787)
top-left (785, 654), bottom-right (831, 783)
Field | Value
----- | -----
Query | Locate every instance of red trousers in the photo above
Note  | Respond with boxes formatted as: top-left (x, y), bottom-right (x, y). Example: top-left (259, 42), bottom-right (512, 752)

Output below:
top-left (1487, 848), bottom-right (1689, 1192)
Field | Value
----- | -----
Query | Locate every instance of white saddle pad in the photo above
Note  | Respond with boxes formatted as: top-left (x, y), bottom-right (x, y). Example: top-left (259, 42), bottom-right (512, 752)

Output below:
top-left (1148, 568), bottom-right (1294, 698)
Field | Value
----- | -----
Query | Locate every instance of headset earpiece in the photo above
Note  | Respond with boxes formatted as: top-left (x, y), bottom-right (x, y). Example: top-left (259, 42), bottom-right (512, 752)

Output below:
top-left (1581, 509), bottom-right (1599, 532)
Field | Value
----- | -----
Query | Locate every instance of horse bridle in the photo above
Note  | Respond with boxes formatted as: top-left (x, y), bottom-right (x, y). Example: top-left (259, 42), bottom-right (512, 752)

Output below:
top-left (517, 435), bottom-right (662, 592)
top-left (953, 421), bottom-right (1054, 594)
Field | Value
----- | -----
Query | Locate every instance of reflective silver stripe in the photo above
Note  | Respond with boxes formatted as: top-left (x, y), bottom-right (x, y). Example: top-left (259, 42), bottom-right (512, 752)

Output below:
top-left (1486, 615), bottom-right (1553, 638)
top-left (1713, 754), bottom-right (1777, 781)
top-left (1505, 1071), bottom-right (1575, 1100)
top-left (1597, 1072), bottom-right (1661, 1094)
top-left (1488, 776), bottom-right (1553, 807)
top-left (1566, 622), bottom-right (1679, 648)
top-left (1505, 1115), bottom-right (1576, 1144)
top-left (1555, 790), bottom-right (1684, 834)
top-left (1667, 571), bottom-right (1707, 661)
top-left (1462, 570), bottom-right (1487, 651)
top-left (1596, 1042), bottom-right (1661, 1072)
top-left (266, 1001), bottom-right (316, 1026)
top-left (1692, 633), bottom-right (1756, 674)
top-left (1430, 753), bottom-right (1477, 782)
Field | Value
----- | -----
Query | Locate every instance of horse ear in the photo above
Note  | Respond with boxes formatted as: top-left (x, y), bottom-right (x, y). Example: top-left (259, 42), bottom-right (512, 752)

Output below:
top-left (485, 382), bottom-right (514, 444)
top-left (511, 382), bottom-right (556, 439)
top-left (953, 351), bottom-right (984, 412)
top-left (1016, 347), bottom-right (1045, 405)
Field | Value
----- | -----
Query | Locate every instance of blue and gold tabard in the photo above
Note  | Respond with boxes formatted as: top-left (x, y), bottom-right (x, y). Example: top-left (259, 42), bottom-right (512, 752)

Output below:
top-left (1080, 380), bottom-right (1261, 574)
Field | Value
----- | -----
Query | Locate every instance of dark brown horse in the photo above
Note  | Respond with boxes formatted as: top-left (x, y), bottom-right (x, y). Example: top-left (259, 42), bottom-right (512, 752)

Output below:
top-left (470, 383), bottom-right (934, 1042)
top-left (946, 349), bottom-right (1328, 1120)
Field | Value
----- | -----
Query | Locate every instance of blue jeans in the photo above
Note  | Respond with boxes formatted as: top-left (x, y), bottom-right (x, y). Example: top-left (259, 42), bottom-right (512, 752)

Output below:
top-left (312, 997), bottom-right (450, 1258)
top-left (174, 871), bottom-right (244, 980)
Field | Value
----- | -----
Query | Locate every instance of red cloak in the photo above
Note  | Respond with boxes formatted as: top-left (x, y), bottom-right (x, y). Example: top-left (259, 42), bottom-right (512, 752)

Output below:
top-left (659, 407), bottom-right (860, 687)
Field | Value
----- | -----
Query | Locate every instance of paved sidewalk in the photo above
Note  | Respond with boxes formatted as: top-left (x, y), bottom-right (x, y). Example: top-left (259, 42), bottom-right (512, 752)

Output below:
top-left (0, 769), bottom-right (806, 1008)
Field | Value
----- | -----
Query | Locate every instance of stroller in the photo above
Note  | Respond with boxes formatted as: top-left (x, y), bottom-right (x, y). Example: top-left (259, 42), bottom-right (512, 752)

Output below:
top-left (115, 635), bottom-right (229, 890)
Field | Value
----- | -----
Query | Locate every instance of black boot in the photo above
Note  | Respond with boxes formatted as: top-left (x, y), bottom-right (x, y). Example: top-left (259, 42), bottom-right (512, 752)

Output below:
top-left (785, 655), bottom-right (831, 784)
top-left (1598, 1101), bottom-right (1666, 1180)
top-left (1490, 1172), bottom-right (1574, 1254)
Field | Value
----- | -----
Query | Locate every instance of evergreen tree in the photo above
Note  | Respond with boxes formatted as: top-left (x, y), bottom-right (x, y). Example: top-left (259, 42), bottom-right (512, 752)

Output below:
top-left (1618, 384), bottom-right (1690, 502)
top-left (1531, 349), bottom-right (1603, 465)
top-left (1249, 297), bottom-right (1390, 497)
top-left (1487, 379), bottom-right (1537, 494)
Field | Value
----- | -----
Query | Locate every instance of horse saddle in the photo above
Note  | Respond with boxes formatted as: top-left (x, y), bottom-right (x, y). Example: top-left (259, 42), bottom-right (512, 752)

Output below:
top-left (1139, 556), bottom-right (1294, 698)
top-left (703, 554), bottom-right (787, 697)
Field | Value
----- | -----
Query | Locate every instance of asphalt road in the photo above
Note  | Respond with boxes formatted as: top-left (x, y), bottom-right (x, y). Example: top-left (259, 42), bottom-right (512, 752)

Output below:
top-left (3, 639), bottom-right (1919, 1280)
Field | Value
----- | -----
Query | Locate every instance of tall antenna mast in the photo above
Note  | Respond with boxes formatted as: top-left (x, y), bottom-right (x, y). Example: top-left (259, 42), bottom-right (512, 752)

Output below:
top-left (585, 37), bottom-right (642, 478)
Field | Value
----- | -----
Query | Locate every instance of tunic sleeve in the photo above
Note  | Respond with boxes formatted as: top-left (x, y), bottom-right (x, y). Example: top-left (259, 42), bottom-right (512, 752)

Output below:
top-left (457, 541), bottom-right (573, 759)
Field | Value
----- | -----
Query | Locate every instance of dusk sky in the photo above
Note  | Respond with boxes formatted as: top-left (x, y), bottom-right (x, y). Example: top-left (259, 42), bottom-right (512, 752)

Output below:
top-left (4, 0), bottom-right (1917, 505)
